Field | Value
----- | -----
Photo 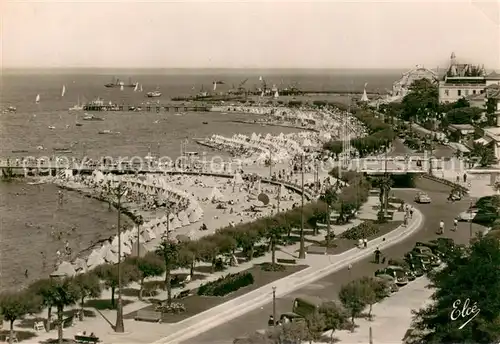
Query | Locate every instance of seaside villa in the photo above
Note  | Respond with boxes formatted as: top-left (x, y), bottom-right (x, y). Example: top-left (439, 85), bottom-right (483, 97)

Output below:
top-left (438, 52), bottom-right (500, 103)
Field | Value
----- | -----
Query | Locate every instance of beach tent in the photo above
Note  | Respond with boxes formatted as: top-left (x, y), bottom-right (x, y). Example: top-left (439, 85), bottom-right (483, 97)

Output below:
top-left (156, 223), bottom-right (168, 236)
top-left (171, 215), bottom-right (181, 229)
top-left (177, 211), bottom-right (190, 226)
top-left (129, 241), bottom-right (148, 258)
top-left (73, 258), bottom-right (88, 273)
top-left (86, 249), bottom-right (105, 269)
top-left (51, 261), bottom-right (76, 278)
top-left (188, 206), bottom-right (203, 223)
top-left (210, 187), bottom-right (225, 202)
top-left (233, 172), bottom-right (244, 185)
top-left (104, 247), bottom-right (119, 264)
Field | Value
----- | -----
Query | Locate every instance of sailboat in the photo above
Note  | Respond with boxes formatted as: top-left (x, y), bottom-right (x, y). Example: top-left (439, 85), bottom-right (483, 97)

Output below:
top-left (133, 83), bottom-right (139, 92)
top-left (35, 94), bottom-right (40, 103)
top-left (139, 84), bottom-right (143, 92)
top-left (61, 85), bottom-right (66, 97)
top-left (75, 113), bottom-right (83, 126)
top-left (360, 82), bottom-right (369, 102)
top-left (120, 85), bottom-right (124, 91)
top-left (69, 96), bottom-right (83, 111)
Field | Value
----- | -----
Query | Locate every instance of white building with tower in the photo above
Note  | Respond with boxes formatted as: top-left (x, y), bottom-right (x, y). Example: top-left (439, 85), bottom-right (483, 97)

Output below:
top-left (438, 52), bottom-right (500, 103)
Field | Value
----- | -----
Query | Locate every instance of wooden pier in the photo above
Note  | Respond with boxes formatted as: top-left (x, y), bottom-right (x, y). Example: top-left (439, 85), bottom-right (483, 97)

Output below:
top-left (83, 104), bottom-right (211, 112)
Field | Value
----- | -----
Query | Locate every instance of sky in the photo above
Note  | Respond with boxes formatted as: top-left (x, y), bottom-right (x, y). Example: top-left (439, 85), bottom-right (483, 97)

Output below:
top-left (2, 0), bottom-right (499, 69)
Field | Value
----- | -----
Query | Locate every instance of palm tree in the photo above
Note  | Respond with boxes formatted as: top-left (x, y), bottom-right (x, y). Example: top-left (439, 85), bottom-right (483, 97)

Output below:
top-left (320, 187), bottom-right (338, 247)
top-left (266, 224), bottom-right (285, 266)
top-left (155, 239), bottom-right (179, 306)
top-left (73, 273), bottom-right (102, 320)
top-left (373, 176), bottom-right (393, 217)
top-left (46, 278), bottom-right (79, 344)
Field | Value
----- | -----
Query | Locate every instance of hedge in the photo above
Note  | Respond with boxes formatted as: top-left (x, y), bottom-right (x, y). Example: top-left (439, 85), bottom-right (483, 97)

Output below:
top-left (324, 107), bottom-right (396, 158)
top-left (197, 271), bottom-right (254, 296)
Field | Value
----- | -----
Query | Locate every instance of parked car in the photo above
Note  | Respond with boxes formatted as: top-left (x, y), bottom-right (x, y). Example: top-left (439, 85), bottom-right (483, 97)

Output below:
top-left (376, 266), bottom-right (409, 286)
top-left (387, 259), bottom-right (417, 281)
top-left (414, 192), bottom-right (431, 204)
top-left (415, 241), bottom-right (447, 258)
top-left (405, 252), bottom-right (432, 271)
top-left (457, 209), bottom-right (478, 221)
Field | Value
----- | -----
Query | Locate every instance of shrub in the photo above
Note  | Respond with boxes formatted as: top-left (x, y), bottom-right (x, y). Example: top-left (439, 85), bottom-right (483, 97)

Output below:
top-left (155, 302), bottom-right (186, 314)
top-left (260, 263), bottom-right (286, 271)
top-left (341, 221), bottom-right (380, 240)
top-left (197, 272), bottom-right (254, 296)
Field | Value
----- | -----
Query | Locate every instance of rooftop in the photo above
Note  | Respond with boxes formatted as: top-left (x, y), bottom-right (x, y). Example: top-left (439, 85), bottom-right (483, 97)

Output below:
top-left (487, 71), bottom-right (500, 80)
top-left (450, 124), bottom-right (475, 130)
top-left (484, 127), bottom-right (500, 139)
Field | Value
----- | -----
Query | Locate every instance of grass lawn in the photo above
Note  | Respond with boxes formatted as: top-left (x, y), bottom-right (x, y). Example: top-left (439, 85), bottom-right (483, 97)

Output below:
top-left (0, 330), bottom-right (37, 342)
top-left (84, 298), bottom-right (133, 310)
top-left (124, 263), bottom-right (308, 323)
top-left (320, 220), bottom-right (403, 255)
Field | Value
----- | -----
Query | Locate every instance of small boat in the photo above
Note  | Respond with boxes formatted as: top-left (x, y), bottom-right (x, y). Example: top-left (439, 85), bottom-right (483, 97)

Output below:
top-left (61, 85), bottom-right (66, 97)
top-left (98, 130), bottom-right (120, 135)
top-left (12, 149), bottom-right (28, 153)
top-left (28, 180), bottom-right (46, 185)
top-left (125, 77), bottom-right (137, 88)
top-left (146, 91), bottom-right (161, 98)
top-left (6, 106), bottom-right (16, 113)
top-left (35, 94), bottom-right (40, 104)
top-left (202, 121), bottom-right (208, 124)
top-left (83, 114), bottom-right (104, 121)
top-left (48, 126), bottom-right (56, 130)
top-left (75, 123), bottom-right (83, 127)
top-left (53, 147), bottom-right (71, 152)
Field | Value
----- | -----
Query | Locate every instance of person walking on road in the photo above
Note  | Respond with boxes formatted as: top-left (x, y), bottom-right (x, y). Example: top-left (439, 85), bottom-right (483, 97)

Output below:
top-left (452, 218), bottom-right (458, 231)
top-left (374, 247), bottom-right (381, 264)
top-left (438, 220), bottom-right (445, 235)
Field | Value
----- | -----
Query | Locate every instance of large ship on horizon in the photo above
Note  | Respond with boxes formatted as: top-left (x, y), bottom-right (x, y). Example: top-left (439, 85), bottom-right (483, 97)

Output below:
top-left (105, 77), bottom-right (136, 88)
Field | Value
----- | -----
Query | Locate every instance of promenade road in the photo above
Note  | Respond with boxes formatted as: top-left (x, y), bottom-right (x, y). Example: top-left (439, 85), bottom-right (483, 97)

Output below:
top-left (182, 177), bottom-right (486, 344)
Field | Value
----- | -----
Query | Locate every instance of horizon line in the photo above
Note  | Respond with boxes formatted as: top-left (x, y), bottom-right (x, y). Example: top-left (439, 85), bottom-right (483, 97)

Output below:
top-left (2, 66), bottom-right (436, 70)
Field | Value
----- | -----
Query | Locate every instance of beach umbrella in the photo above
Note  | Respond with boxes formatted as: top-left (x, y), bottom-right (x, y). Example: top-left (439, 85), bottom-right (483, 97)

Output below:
top-left (257, 193), bottom-right (270, 205)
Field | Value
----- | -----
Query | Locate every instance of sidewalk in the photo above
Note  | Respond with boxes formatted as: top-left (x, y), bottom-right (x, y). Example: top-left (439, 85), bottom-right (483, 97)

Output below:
top-left (331, 276), bottom-right (433, 343)
top-left (431, 163), bottom-right (496, 198)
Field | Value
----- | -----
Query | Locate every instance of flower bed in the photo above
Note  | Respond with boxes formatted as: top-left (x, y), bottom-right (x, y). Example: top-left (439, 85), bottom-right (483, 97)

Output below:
top-left (197, 271), bottom-right (254, 297)
top-left (340, 221), bottom-right (380, 240)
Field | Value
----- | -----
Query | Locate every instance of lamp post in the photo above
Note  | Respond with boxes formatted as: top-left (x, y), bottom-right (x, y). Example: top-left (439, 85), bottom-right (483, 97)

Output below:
top-left (298, 154), bottom-right (306, 259)
top-left (272, 286), bottom-right (277, 328)
top-left (469, 199), bottom-right (474, 239)
top-left (269, 149), bottom-right (272, 178)
top-left (106, 180), bottom-right (128, 333)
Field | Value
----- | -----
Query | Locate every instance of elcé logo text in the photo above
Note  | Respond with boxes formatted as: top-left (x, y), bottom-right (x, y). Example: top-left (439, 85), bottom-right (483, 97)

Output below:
top-left (450, 298), bottom-right (481, 329)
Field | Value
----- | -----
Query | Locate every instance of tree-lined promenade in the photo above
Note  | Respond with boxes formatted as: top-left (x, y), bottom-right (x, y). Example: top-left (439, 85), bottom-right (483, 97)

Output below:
top-left (0, 155), bottom-right (384, 344)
